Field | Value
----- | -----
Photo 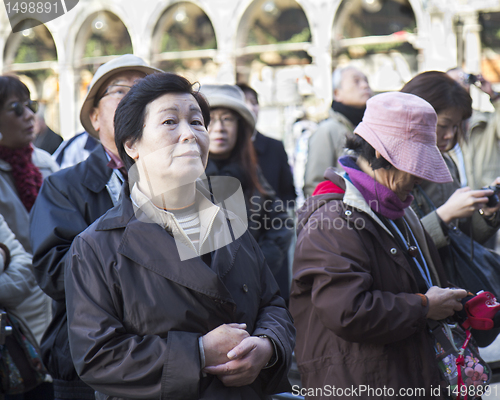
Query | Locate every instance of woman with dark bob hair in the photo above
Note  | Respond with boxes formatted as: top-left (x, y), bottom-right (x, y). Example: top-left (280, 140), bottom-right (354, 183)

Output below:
top-left (401, 71), bottom-right (500, 248)
top-left (291, 92), bottom-right (471, 398)
top-left (64, 72), bottom-right (295, 400)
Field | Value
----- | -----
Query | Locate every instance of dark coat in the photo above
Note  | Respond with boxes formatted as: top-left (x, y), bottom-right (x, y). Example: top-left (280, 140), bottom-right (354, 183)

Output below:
top-left (205, 159), bottom-right (293, 299)
top-left (65, 185), bottom-right (295, 400)
top-left (290, 169), bottom-right (449, 399)
top-left (33, 126), bottom-right (64, 155)
top-left (253, 131), bottom-right (295, 204)
top-left (29, 145), bottom-right (115, 395)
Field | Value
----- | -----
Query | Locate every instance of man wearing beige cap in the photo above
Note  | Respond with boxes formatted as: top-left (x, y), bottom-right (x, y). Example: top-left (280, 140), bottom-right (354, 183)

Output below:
top-left (29, 54), bottom-right (161, 400)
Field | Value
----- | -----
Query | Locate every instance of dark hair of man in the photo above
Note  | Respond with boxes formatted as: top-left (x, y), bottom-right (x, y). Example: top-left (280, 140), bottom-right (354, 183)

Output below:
top-left (114, 72), bottom-right (211, 170)
top-left (400, 71), bottom-right (472, 133)
top-left (0, 75), bottom-right (30, 110)
top-left (236, 83), bottom-right (259, 105)
top-left (345, 133), bottom-right (392, 170)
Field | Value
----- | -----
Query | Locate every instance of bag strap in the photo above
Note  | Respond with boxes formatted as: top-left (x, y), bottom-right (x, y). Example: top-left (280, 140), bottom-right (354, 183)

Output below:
top-left (434, 320), bottom-right (474, 400)
top-left (456, 328), bottom-right (473, 400)
top-left (414, 184), bottom-right (437, 212)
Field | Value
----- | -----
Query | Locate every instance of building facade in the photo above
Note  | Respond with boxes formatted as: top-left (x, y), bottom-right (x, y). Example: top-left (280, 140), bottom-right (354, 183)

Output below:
top-left (1, 0), bottom-right (499, 141)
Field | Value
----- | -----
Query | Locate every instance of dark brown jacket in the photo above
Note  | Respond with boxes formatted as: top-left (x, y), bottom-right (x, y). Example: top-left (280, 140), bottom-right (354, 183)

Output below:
top-left (290, 168), bottom-right (448, 399)
top-left (65, 186), bottom-right (295, 400)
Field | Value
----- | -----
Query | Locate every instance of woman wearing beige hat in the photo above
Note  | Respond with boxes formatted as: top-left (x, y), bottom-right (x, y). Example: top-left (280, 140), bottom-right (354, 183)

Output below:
top-left (291, 92), bottom-right (468, 398)
top-left (201, 84), bottom-right (293, 301)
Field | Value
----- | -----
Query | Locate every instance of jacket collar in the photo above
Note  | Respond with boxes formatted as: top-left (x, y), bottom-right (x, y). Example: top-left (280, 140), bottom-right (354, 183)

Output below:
top-left (323, 167), bottom-right (393, 237)
top-left (252, 131), bottom-right (266, 155)
top-left (129, 183), bottom-right (225, 258)
top-left (82, 145), bottom-right (114, 193)
top-left (96, 183), bottom-right (241, 303)
top-left (316, 167), bottom-right (441, 286)
top-left (328, 108), bottom-right (355, 130)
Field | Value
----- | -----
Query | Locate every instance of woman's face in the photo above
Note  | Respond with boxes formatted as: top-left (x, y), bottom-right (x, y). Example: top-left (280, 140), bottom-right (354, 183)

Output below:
top-left (376, 166), bottom-right (422, 202)
top-left (125, 92), bottom-right (209, 193)
top-left (207, 108), bottom-right (239, 159)
top-left (436, 107), bottom-right (462, 153)
top-left (0, 95), bottom-right (36, 148)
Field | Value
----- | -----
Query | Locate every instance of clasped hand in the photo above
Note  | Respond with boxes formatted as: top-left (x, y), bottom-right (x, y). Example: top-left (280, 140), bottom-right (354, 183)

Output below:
top-left (202, 323), bottom-right (274, 387)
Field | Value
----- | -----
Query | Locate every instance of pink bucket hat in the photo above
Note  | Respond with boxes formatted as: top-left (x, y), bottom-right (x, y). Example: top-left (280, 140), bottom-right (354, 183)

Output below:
top-left (354, 92), bottom-right (452, 183)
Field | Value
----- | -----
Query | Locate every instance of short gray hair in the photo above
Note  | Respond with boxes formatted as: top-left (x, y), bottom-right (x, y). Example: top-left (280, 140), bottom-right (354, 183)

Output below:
top-left (332, 65), bottom-right (357, 92)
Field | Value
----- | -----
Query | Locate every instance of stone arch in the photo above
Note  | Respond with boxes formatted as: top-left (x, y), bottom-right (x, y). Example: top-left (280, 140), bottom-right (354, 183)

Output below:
top-left (73, 10), bottom-right (133, 64)
top-left (150, 1), bottom-right (217, 56)
top-left (330, 0), bottom-right (421, 90)
top-left (3, 19), bottom-right (57, 67)
top-left (3, 19), bottom-right (60, 131)
top-left (66, 4), bottom-right (135, 67)
top-left (236, 0), bottom-right (312, 49)
top-left (149, 1), bottom-right (218, 81)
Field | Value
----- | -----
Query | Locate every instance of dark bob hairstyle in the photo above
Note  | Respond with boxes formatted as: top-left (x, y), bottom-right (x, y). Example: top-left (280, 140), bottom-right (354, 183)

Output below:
top-left (0, 75), bottom-right (31, 110)
top-left (401, 71), bottom-right (472, 130)
top-left (114, 72), bottom-right (211, 170)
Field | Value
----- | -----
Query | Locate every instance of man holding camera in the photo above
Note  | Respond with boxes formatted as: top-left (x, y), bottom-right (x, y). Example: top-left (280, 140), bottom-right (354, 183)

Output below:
top-left (447, 68), bottom-right (500, 190)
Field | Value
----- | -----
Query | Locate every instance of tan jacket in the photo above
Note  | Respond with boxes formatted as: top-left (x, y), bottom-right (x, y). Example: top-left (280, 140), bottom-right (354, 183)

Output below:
top-left (303, 109), bottom-right (354, 197)
top-left (461, 98), bottom-right (500, 190)
top-left (0, 146), bottom-right (59, 252)
top-left (412, 153), bottom-right (499, 249)
top-left (0, 213), bottom-right (51, 344)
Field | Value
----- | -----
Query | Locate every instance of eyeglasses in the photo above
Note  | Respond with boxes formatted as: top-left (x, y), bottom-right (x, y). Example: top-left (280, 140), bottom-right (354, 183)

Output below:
top-left (4, 100), bottom-right (38, 117)
top-left (210, 114), bottom-right (239, 127)
top-left (97, 84), bottom-right (133, 103)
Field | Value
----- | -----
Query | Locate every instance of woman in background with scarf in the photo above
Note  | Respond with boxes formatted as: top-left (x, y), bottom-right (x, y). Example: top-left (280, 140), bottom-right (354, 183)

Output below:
top-left (0, 75), bottom-right (59, 253)
top-left (0, 74), bottom-right (56, 399)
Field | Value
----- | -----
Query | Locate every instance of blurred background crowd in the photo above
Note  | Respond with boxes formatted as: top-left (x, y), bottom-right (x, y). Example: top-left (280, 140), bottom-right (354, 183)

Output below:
top-left (1, 0), bottom-right (499, 150)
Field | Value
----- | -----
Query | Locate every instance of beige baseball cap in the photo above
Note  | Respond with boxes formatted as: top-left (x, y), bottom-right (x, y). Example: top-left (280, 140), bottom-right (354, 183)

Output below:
top-left (80, 54), bottom-right (162, 139)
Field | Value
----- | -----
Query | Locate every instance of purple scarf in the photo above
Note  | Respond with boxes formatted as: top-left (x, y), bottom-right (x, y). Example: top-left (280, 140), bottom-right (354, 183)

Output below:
top-left (339, 156), bottom-right (413, 220)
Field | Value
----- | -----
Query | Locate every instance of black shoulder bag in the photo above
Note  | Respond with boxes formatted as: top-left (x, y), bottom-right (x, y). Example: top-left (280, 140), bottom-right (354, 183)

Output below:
top-left (0, 309), bottom-right (48, 394)
top-left (413, 185), bottom-right (500, 299)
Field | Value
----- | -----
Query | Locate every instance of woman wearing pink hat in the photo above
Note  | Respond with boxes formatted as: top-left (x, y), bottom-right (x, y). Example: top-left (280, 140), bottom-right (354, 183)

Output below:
top-left (291, 92), bottom-right (468, 398)
top-left (401, 71), bottom-right (500, 249)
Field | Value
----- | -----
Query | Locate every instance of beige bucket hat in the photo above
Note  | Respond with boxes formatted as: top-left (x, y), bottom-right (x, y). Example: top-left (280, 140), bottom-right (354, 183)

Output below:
top-left (200, 84), bottom-right (256, 130)
top-left (80, 54), bottom-right (162, 139)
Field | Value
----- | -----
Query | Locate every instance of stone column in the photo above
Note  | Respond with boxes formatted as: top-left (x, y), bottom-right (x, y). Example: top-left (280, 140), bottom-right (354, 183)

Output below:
top-left (58, 60), bottom-right (77, 139)
top-left (461, 11), bottom-right (482, 74)
top-left (424, 8), bottom-right (457, 71)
